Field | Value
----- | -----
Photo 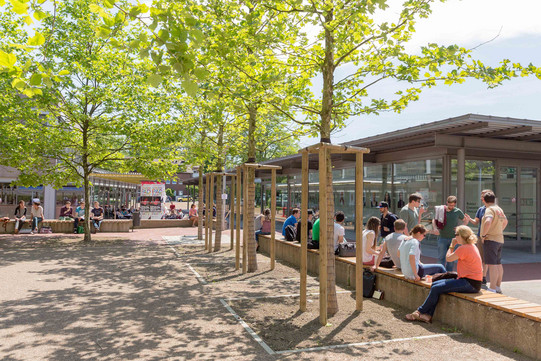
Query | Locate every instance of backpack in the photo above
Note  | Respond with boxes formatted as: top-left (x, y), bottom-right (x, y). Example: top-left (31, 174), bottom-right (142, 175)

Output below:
top-left (284, 224), bottom-right (297, 242)
top-left (337, 242), bottom-right (356, 257)
top-left (363, 270), bottom-right (376, 298)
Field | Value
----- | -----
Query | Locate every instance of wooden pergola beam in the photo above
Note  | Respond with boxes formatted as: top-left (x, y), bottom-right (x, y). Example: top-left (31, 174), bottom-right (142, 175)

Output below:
top-left (242, 163), bottom-right (283, 170)
top-left (302, 142), bottom-right (370, 154)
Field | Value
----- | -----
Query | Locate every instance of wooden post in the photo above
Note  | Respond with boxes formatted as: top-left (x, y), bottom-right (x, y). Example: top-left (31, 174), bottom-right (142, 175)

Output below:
top-left (242, 167), bottom-right (248, 274)
top-left (300, 151), bottom-right (309, 311)
top-left (318, 146), bottom-right (328, 325)
top-left (270, 169), bottom-right (276, 270)
top-left (236, 168), bottom-right (241, 270)
top-left (205, 178), bottom-right (209, 250)
top-left (209, 173), bottom-right (214, 253)
top-left (356, 152), bottom-right (364, 311)
top-left (230, 176), bottom-right (235, 250)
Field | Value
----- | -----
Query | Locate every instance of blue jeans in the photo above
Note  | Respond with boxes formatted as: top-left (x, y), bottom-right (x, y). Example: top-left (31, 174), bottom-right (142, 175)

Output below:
top-left (32, 217), bottom-right (42, 231)
top-left (93, 219), bottom-right (102, 230)
top-left (437, 237), bottom-right (457, 271)
top-left (418, 263), bottom-right (446, 278)
top-left (255, 231), bottom-right (270, 243)
top-left (418, 278), bottom-right (478, 316)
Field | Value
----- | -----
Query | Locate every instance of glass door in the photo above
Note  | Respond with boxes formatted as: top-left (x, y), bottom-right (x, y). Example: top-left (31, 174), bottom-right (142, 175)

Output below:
top-left (519, 167), bottom-right (537, 246)
top-left (499, 166), bottom-right (518, 240)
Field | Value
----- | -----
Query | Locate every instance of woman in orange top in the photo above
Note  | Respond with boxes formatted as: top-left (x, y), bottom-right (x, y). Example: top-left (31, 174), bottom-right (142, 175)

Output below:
top-left (406, 225), bottom-right (482, 323)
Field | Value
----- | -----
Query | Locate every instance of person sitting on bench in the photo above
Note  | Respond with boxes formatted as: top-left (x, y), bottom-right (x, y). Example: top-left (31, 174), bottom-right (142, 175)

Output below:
top-left (14, 200), bottom-right (27, 234)
top-left (405, 225), bottom-right (482, 323)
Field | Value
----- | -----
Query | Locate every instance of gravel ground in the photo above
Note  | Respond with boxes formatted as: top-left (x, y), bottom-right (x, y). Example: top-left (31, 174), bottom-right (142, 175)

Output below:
top-left (0, 237), bottom-right (535, 360)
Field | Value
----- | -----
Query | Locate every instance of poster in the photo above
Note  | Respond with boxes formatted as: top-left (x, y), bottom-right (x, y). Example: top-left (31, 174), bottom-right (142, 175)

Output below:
top-left (140, 182), bottom-right (165, 219)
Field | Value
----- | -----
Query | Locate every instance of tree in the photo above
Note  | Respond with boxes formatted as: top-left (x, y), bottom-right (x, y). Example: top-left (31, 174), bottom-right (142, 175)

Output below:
top-left (0, 1), bottom-right (181, 241)
top-left (270, 0), bottom-right (540, 318)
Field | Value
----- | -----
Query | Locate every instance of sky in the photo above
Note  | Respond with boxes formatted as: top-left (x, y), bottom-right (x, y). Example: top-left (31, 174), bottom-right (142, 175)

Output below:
top-left (299, 0), bottom-right (541, 146)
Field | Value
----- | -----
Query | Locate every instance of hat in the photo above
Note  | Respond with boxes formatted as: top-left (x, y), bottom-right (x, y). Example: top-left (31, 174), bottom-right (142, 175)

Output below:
top-left (377, 201), bottom-right (389, 208)
top-left (32, 198), bottom-right (41, 204)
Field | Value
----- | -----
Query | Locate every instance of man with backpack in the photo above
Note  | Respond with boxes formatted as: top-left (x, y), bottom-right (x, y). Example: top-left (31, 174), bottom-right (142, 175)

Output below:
top-left (282, 208), bottom-right (300, 241)
top-left (432, 195), bottom-right (470, 271)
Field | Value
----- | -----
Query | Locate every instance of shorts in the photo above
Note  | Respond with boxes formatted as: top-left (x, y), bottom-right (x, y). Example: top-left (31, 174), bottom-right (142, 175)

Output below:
top-left (484, 240), bottom-right (503, 265)
top-left (476, 240), bottom-right (484, 263)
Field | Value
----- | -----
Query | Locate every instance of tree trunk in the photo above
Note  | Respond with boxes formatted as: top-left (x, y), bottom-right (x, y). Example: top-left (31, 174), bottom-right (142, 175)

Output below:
top-left (247, 106), bottom-right (258, 272)
top-left (214, 127), bottom-right (224, 251)
top-left (198, 168), bottom-right (203, 240)
top-left (320, 7), bottom-right (338, 315)
top-left (83, 167), bottom-right (92, 242)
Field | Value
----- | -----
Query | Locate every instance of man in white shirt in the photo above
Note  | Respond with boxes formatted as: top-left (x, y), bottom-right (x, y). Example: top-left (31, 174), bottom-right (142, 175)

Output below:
top-left (333, 211), bottom-right (346, 253)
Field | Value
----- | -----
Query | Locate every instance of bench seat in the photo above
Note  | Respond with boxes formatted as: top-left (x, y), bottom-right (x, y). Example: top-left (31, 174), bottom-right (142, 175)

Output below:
top-left (257, 234), bottom-right (541, 359)
top-left (0, 219), bottom-right (132, 233)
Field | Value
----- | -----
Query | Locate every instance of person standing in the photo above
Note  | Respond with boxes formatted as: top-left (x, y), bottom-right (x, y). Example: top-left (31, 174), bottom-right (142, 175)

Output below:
top-left (398, 193), bottom-right (426, 235)
top-left (467, 189), bottom-right (493, 288)
top-left (432, 195), bottom-right (470, 271)
top-left (480, 191), bottom-right (508, 293)
top-left (14, 200), bottom-right (27, 234)
top-left (378, 201), bottom-right (398, 240)
top-left (30, 199), bottom-right (44, 234)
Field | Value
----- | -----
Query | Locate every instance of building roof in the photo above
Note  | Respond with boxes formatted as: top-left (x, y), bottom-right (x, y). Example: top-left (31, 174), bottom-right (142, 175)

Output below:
top-left (182, 114), bottom-right (541, 184)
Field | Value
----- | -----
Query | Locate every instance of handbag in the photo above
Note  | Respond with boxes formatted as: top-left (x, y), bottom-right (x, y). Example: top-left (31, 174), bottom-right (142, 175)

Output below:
top-left (39, 226), bottom-right (53, 234)
top-left (431, 271), bottom-right (458, 282)
top-left (337, 242), bottom-right (356, 257)
top-left (379, 255), bottom-right (394, 268)
top-left (363, 270), bottom-right (376, 298)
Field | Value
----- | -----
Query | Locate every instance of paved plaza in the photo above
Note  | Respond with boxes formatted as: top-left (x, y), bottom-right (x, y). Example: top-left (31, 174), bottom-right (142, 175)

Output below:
top-left (0, 228), bottom-right (537, 360)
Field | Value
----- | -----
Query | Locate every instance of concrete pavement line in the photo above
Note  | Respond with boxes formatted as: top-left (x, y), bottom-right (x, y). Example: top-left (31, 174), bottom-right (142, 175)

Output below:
top-left (275, 333), bottom-right (461, 354)
top-left (186, 263), bottom-right (208, 285)
top-left (226, 290), bottom-right (353, 301)
top-left (168, 245), bottom-right (208, 285)
top-left (219, 298), bottom-right (276, 355)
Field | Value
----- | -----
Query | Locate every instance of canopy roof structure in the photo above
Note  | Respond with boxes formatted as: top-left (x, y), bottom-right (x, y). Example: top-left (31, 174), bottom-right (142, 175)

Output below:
top-left (90, 170), bottom-right (151, 184)
top-left (183, 113), bottom-right (541, 185)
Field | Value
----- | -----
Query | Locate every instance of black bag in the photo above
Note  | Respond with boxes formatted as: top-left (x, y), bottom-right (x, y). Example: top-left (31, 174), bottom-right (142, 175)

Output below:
top-left (337, 242), bottom-right (356, 257)
top-left (284, 225), bottom-right (297, 242)
top-left (431, 271), bottom-right (458, 282)
top-left (363, 270), bottom-right (376, 298)
top-left (307, 240), bottom-right (319, 249)
top-left (379, 256), bottom-right (394, 268)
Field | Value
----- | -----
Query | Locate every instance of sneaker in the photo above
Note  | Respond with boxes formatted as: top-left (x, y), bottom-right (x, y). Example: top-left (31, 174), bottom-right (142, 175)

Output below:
top-left (481, 284), bottom-right (488, 290)
top-left (487, 288), bottom-right (497, 293)
top-left (495, 287), bottom-right (503, 294)
top-left (30, 231), bottom-right (34, 235)
top-left (74, 230), bottom-right (78, 234)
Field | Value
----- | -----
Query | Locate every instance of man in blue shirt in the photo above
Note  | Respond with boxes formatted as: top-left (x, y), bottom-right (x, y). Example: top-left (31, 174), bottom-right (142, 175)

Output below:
top-left (282, 208), bottom-right (300, 236)
top-left (467, 189), bottom-right (492, 288)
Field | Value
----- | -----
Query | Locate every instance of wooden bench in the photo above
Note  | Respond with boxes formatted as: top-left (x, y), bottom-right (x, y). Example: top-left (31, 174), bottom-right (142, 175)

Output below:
top-left (0, 219), bottom-right (132, 233)
top-left (257, 234), bottom-right (541, 359)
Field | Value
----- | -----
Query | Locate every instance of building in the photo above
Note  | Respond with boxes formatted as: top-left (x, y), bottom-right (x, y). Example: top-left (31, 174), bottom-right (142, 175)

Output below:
top-left (222, 114), bottom-right (541, 254)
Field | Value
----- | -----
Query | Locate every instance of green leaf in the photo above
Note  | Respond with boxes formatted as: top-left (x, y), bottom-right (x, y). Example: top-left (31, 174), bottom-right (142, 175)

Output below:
top-left (58, 70), bottom-right (70, 76)
top-left (28, 33), bottom-right (45, 46)
top-left (190, 29), bottom-right (204, 45)
top-left (0, 50), bottom-right (17, 67)
top-left (147, 74), bottom-right (162, 87)
top-left (11, 78), bottom-right (26, 90)
top-left (22, 88), bottom-right (35, 98)
top-left (182, 78), bottom-right (198, 97)
top-left (24, 15), bottom-right (33, 25)
top-left (33, 10), bottom-right (48, 21)
top-left (9, 0), bottom-right (28, 15)
top-left (30, 73), bottom-right (42, 86)
top-left (89, 4), bottom-right (101, 13)
top-left (193, 68), bottom-right (207, 80)
top-left (42, 77), bottom-right (53, 87)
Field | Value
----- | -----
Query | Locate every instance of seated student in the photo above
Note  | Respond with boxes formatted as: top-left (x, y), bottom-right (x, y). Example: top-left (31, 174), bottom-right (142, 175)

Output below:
top-left (398, 225), bottom-right (446, 281)
top-left (372, 219), bottom-right (407, 271)
top-left (59, 201), bottom-right (74, 220)
top-left (30, 199), bottom-right (44, 234)
top-left (296, 209), bottom-right (314, 242)
top-left (333, 211), bottom-right (346, 253)
top-left (405, 225), bottom-right (483, 323)
top-left (189, 204), bottom-right (198, 227)
top-left (362, 217), bottom-right (381, 265)
top-left (311, 217), bottom-right (320, 249)
top-left (91, 201), bottom-right (104, 232)
top-left (255, 208), bottom-right (272, 249)
top-left (73, 201), bottom-right (85, 233)
top-left (282, 208), bottom-right (300, 237)
top-left (121, 206), bottom-right (132, 219)
top-left (14, 200), bottom-right (27, 234)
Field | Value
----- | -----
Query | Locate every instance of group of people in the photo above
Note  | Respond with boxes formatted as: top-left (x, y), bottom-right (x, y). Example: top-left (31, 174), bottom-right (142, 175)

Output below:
top-left (275, 190), bottom-right (507, 324)
top-left (369, 190), bottom-right (507, 323)
top-left (13, 199), bottom-right (108, 234)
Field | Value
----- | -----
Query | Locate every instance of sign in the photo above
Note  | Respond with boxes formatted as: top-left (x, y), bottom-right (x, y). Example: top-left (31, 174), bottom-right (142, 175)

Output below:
top-left (140, 182), bottom-right (165, 219)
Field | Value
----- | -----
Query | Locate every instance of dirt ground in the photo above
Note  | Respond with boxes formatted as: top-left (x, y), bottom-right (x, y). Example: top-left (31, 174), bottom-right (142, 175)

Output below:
top-left (0, 234), bottom-right (535, 360)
